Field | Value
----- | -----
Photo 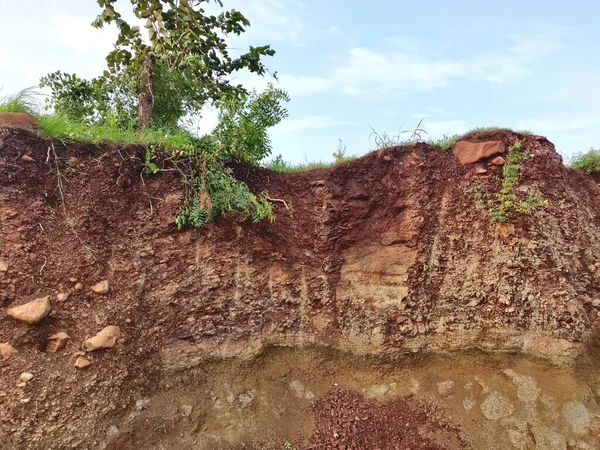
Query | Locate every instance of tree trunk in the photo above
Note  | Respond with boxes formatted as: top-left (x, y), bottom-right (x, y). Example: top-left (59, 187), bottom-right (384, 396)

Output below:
top-left (137, 54), bottom-right (156, 132)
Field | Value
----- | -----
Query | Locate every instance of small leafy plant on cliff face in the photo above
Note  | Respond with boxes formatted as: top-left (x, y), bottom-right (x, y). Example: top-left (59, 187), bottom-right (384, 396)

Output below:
top-left (467, 141), bottom-right (546, 223)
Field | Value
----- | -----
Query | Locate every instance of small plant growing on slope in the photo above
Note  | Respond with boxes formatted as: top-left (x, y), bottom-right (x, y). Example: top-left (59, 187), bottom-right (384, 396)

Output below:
top-left (467, 141), bottom-right (546, 223)
top-left (569, 148), bottom-right (600, 174)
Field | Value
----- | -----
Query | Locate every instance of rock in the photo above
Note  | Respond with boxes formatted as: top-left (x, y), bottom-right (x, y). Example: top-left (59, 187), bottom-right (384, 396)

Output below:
top-left (67, 157), bottom-right (79, 167)
top-left (82, 325), bottom-right (121, 351)
top-left (531, 426), bottom-right (567, 450)
top-left (0, 112), bottom-right (41, 132)
top-left (463, 396), bottom-right (476, 411)
top-left (437, 380), bottom-right (455, 397)
top-left (504, 369), bottom-right (540, 405)
top-left (475, 167), bottom-right (488, 175)
top-left (7, 296), bottom-right (51, 324)
top-left (56, 293), bottom-right (69, 302)
top-left (74, 283), bottom-right (83, 290)
top-left (180, 404), bottom-right (193, 417)
top-left (74, 356), bottom-right (91, 368)
top-left (453, 140), bottom-right (505, 165)
top-left (135, 398), bottom-right (150, 410)
top-left (0, 343), bottom-right (17, 359)
top-left (491, 156), bottom-right (506, 165)
top-left (238, 389), bottom-right (256, 408)
top-left (562, 401), bottom-right (591, 435)
top-left (46, 332), bottom-right (71, 353)
top-left (21, 155), bottom-right (34, 162)
top-left (19, 372), bottom-right (34, 383)
top-left (91, 280), bottom-right (109, 294)
top-left (0, 259), bottom-right (8, 273)
top-left (106, 425), bottom-right (119, 440)
top-left (481, 392), bottom-right (514, 420)
top-left (289, 380), bottom-right (316, 400)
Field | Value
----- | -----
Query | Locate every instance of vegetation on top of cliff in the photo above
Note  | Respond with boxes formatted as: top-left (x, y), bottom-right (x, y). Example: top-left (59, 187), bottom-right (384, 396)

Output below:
top-left (569, 149), bottom-right (600, 174)
top-left (2, 0), bottom-right (293, 229)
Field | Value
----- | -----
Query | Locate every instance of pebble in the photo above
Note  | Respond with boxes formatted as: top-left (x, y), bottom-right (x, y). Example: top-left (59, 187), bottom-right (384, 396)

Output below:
top-left (57, 293), bottom-right (69, 302)
top-left (82, 325), bottom-right (121, 351)
top-left (91, 280), bottom-right (109, 294)
top-left (0, 342), bottom-right (18, 359)
top-left (7, 296), bottom-right (51, 324)
top-left (74, 356), bottom-right (91, 369)
top-left (19, 372), bottom-right (34, 383)
top-left (21, 155), bottom-right (34, 162)
top-left (74, 283), bottom-right (83, 291)
top-left (46, 332), bottom-right (71, 353)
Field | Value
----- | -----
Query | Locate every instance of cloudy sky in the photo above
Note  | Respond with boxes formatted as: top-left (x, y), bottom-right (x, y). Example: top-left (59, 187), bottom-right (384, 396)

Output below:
top-left (2, 0), bottom-right (600, 163)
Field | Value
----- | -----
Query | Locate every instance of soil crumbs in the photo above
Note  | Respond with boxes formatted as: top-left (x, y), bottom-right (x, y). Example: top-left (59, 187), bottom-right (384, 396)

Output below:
top-left (306, 390), bottom-right (470, 450)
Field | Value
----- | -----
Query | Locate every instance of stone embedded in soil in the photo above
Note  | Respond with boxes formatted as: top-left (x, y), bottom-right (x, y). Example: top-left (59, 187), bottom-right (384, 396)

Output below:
top-left (0, 342), bottom-right (18, 359)
top-left (7, 296), bottom-right (51, 324)
top-left (491, 156), bottom-right (506, 165)
top-left (91, 280), bottom-right (109, 294)
top-left (437, 380), bottom-right (456, 397)
top-left (452, 140), bottom-right (505, 165)
top-left (46, 332), bottom-right (71, 353)
top-left (481, 391), bottom-right (514, 420)
top-left (82, 325), bottom-right (121, 351)
top-left (21, 155), bottom-right (34, 162)
top-left (238, 389), bottom-right (256, 408)
top-left (74, 356), bottom-right (91, 368)
top-left (19, 372), bottom-right (33, 384)
top-left (562, 401), bottom-right (591, 435)
top-left (56, 292), bottom-right (69, 302)
top-left (67, 157), bottom-right (79, 167)
top-left (0, 259), bottom-right (7, 273)
top-left (74, 283), bottom-right (83, 290)
top-left (475, 167), bottom-right (488, 175)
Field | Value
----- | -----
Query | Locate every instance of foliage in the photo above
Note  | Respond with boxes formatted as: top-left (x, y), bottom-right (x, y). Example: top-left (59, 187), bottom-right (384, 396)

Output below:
top-left (369, 119), bottom-right (426, 150)
top-left (173, 86), bottom-right (289, 228)
top-left (90, 0), bottom-right (275, 129)
top-left (1, 85), bottom-right (287, 230)
top-left (467, 141), bottom-right (546, 223)
top-left (568, 148), bottom-right (600, 174)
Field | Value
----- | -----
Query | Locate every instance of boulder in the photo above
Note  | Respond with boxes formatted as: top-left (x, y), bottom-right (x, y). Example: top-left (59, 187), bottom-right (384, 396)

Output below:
top-left (7, 296), bottom-right (51, 324)
top-left (82, 325), bottom-right (121, 351)
top-left (0, 112), bottom-right (41, 132)
top-left (453, 140), bottom-right (505, 165)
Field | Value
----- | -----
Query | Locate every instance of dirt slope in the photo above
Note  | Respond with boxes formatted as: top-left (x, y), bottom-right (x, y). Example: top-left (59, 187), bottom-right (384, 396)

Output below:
top-left (1, 128), bottom-right (599, 449)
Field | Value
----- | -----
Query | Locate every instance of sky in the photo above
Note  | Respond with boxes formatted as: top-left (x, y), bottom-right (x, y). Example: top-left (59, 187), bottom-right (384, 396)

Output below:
top-left (2, 0), bottom-right (600, 163)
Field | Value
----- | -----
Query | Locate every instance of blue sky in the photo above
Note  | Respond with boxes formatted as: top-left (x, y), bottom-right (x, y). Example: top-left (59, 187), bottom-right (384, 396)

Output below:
top-left (2, 0), bottom-right (600, 163)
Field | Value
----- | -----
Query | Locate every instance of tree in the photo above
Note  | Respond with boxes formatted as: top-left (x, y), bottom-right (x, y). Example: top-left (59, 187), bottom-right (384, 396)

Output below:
top-left (91, 0), bottom-right (275, 130)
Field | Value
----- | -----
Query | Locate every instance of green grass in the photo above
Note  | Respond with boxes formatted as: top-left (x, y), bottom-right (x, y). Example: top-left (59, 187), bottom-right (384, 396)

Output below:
top-left (0, 88), bottom-right (196, 151)
top-left (568, 148), bottom-right (600, 174)
top-left (0, 88), bottom-right (39, 114)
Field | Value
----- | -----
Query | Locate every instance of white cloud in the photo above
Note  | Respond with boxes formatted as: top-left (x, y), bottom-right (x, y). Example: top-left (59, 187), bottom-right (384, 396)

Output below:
top-left (514, 116), bottom-right (600, 134)
top-left (272, 115), bottom-right (354, 136)
top-left (327, 25), bottom-right (341, 35)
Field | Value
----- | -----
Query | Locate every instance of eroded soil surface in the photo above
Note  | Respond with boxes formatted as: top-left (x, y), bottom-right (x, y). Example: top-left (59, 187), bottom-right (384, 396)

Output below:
top-left (1, 128), bottom-right (600, 449)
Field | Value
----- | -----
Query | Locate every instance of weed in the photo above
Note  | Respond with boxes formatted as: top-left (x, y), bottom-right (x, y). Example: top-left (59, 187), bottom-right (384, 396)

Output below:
top-left (467, 141), bottom-right (546, 223)
top-left (154, 424), bottom-right (167, 434)
top-left (369, 119), bottom-right (427, 150)
top-left (0, 88), bottom-right (40, 114)
top-left (280, 372), bottom-right (288, 383)
top-left (568, 148), bottom-right (600, 174)
top-left (283, 441), bottom-right (297, 450)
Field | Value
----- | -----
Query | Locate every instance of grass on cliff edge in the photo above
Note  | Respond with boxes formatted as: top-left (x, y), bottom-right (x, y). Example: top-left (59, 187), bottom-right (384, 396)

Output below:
top-left (568, 149), bottom-right (600, 174)
top-left (0, 89), bottom-right (196, 151)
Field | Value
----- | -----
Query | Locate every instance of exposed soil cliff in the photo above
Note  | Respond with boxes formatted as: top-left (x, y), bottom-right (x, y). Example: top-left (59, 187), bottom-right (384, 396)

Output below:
top-left (1, 128), bottom-right (599, 449)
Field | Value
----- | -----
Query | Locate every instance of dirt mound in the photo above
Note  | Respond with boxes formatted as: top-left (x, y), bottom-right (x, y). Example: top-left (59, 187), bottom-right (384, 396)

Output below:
top-left (1, 128), bottom-right (600, 449)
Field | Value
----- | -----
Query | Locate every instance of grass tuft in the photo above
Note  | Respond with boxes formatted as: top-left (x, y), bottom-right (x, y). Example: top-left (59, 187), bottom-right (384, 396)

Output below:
top-left (568, 148), bottom-right (600, 174)
top-left (0, 88), bottom-right (40, 114)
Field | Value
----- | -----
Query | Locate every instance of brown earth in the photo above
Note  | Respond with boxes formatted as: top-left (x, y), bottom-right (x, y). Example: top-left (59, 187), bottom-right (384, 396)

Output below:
top-left (1, 128), bottom-right (600, 449)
